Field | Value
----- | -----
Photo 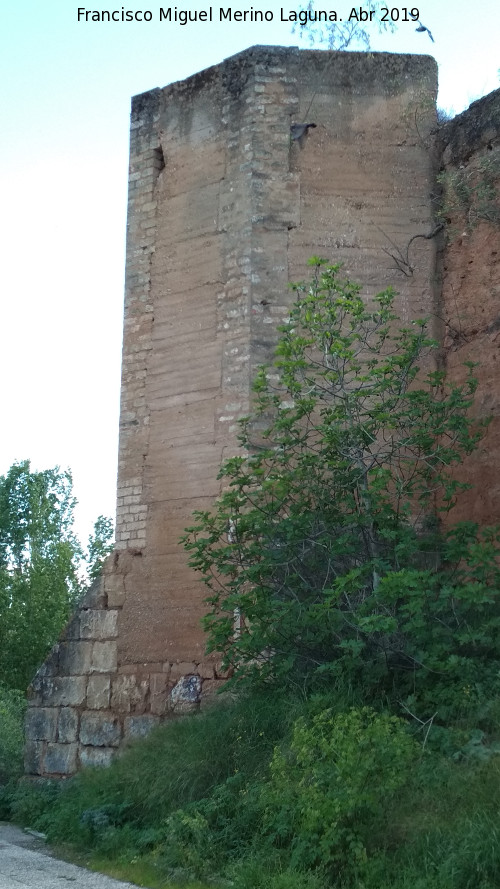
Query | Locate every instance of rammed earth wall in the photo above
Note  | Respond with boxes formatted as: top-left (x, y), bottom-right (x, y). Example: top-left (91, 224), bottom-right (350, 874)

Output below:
top-left (26, 45), bottom-right (448, 777)
top-left (437, 89), bottom-right (500, 527)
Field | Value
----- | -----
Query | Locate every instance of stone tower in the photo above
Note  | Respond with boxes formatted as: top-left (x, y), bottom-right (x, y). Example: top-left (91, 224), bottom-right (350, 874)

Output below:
top-left (25, 45), bottom-right (441, 777)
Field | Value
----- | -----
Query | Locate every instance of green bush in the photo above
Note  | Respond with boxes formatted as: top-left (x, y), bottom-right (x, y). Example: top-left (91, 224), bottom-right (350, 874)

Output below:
top-left (183, 262), bottom-right (492, 721)
top-left (9, 779), bottom-right (61, 826)
top-left (158, 772), bottom-right (264, 880)
top-left (263, 707), bottom-right (418, 883)
top-left (0, 685), bottom-right (26, 786)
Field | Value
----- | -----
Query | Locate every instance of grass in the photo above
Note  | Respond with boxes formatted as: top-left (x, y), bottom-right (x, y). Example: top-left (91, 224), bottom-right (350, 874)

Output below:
top-left (54, 846), bottom-right (213, 889)
top-left (5, 685), bottom-right (500, 888)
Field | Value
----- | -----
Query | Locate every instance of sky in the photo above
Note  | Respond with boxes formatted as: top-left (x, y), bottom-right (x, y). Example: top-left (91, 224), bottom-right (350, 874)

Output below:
top-left (0, 0), bottom-right (498, 545)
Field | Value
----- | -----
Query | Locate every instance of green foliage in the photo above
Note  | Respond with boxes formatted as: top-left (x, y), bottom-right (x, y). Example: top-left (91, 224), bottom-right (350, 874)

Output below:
top-left (160, 807), bottom-right (214, 880)
top-left (0, 460), bottom-right (114, 691)
top-left (9, 689), bottom-right (500, 889)
top-left (229, 857), bottom-right (325, 889)
top-left (263, 707), bottom-right (417, 881)
top-left (86, 515), bottom-right (114, 582)
top-left (183, 262), bottom-right (492, 722)
top-left (370, 755), bottom-right (500, 889)
top-left (9, 778), bottom-right (62, 825)
top-left (0, 684), bottom-right (26, 814)
top-left (0, 461), bottom-right (82, 690)
top-left (158, 771), bottom-right (265, 881)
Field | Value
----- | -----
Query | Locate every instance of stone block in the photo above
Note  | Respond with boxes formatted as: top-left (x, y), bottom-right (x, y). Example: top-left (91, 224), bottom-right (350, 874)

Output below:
top-left (78, 576), bottom-right (107, 609)
top-left (36, 645), bottom-right (61, 676)
top-left (137, 662), bottom-right (163, 674)
top-left (197, 661), bottom-right (215, 679)
top-left (28, 647), bottom-right (61, 704)
top-left (58, 708), bottom-right (79, 743)
top-left (42, 676), bottom-right (86, 707)
top-left (80, 610), bottom-right (118, 640)
top-left (170, 675), bottom-right (202, 712)
top-left (104, 573), bottom-right (126, 608)
top-left (63, 613), bottom-right (82, 641)
top-left (123, 715), bottom-right (160, 740)
top-left (170, 699), bottom-right (200, 714)
top-left (58, 640), bottom-right (93, 675)
top-left (80, 711), bottom-right (122, 747)
top-left (79, 746), bottom-right (116, 769)
top-left (86, 675), bottom-right (111, 710)
top-left (91, 641), bottom-right (118, 673)
top-left (170, 662), bottom-right (197, 679)
top-left (25, 707), bottom-right (58, 741)
top-left (149, 673), bottom-right (168, 715)
top-left (24, 740), bottom-right (45, 776)
top-left (27, 676), bottom-right (43, 707)
top-left (44, 743), bottom-right (78, 776)
top-left (111, 674), bottom-right (148, 713)
top-left (200, 679), bottom-right (226, 700)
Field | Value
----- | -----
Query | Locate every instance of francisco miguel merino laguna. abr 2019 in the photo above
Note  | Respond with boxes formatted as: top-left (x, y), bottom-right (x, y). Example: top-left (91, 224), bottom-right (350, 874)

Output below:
top-left (76, 7), bottom-right (346, 23)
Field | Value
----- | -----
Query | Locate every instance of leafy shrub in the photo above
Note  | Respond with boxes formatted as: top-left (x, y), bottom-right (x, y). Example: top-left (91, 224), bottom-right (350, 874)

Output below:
top-left (158, 772), bottom-right (264, 880)
top-left (9, 778), bottom-right (61, 826)
top-left (160, 808), bottom-right (212, 880)
top-left (184, 262), bottom-right (488, 710)
top-left (263, 707), bottom-right (418, 882)
top-left (0, 685), bottom-right (26, 786)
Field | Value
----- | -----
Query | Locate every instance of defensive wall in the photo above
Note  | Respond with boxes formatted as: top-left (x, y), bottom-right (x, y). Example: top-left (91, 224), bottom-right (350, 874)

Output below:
top-left (437, 89), bottom-right (500, 525)
top-left (24, 46), bottom-right (500, 778)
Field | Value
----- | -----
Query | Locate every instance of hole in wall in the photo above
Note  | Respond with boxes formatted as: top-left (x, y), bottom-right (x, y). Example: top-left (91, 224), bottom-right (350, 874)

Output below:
top-left (153, 145), bottom-right (165, 173)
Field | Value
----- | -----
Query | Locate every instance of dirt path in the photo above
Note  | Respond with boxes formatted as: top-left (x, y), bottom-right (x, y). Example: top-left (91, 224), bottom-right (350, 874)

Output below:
top-left (0, 823), bottom-right (137, 889)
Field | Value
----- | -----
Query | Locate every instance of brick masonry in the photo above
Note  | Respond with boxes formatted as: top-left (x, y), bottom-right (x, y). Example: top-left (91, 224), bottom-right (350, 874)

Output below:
top-left (26, 47), bottom-right (499, 778)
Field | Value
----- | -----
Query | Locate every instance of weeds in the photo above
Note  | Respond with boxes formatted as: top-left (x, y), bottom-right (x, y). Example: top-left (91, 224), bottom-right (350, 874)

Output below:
top-left (0, 684), bottom-right (27, 819)
top-left (438, 147), bottom-right (500, 234)
top-left (5, 687), bottom-right (500, 889)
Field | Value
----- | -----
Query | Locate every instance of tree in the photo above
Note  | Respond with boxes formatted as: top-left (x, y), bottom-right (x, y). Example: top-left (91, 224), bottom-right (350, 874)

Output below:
top-left (293, 1), bottom-right (396, 51)
top-left (183, 262), bottom-right (500, 721)
top-left (86, 515), bottom-right (114, 583)
top-left (0, 460), bottom-right (113, 691)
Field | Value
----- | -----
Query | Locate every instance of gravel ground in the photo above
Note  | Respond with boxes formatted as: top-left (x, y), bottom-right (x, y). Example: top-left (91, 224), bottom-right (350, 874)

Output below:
top-left (0, 823), bottom-right (137, 889)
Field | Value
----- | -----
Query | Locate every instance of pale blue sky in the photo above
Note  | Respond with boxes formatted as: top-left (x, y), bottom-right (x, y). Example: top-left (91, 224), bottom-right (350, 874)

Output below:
top-left (0, 0), bottom-right (498, 544)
